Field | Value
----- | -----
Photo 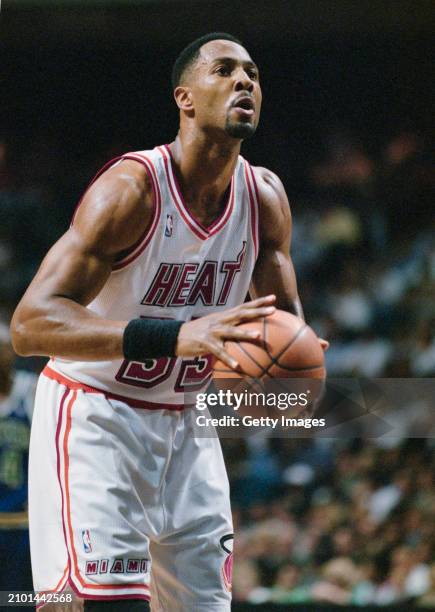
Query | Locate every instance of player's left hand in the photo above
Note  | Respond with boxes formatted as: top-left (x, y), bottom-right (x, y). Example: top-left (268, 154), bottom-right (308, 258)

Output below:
top-left (319, 338), bottom-right (329, 351)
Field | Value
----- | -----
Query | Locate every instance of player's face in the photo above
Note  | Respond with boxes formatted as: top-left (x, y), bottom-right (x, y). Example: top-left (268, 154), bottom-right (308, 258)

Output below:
top-left (188, 40), bottom-right (262, 140)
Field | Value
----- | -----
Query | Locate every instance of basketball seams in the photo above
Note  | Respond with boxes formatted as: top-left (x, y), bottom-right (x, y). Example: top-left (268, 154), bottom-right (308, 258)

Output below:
top-left (271, 323), bottom-right (308, 364)
top-left (214, 316), bottom-right (324, 385)
top-left (273, 363), bottom-right (324, 373)
top-left (236, 341), bottom-right (269, 376)
top-left (215, 323), bottom-right (314, 379)
top-left (262, 316), bottom-right (270, 359)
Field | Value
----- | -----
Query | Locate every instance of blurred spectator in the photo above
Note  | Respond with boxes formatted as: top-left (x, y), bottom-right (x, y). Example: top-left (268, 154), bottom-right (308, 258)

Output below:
top-left (232, 559), bottom-right (264, 603)
top-left (417, 564), bottom-right (435, 608)
top-left (368, 470), bottom-right (412, 524)
top-left (311, 557), bottom-right (359, 605)
top-left (310, 131), bottom-right (374, 188)
top-left (0, 322), bottom-right (36, 592)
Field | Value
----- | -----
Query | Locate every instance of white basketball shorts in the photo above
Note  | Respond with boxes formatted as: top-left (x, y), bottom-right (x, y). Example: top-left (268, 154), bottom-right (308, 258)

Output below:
top-left (29, 366), bottom-right (233, 611)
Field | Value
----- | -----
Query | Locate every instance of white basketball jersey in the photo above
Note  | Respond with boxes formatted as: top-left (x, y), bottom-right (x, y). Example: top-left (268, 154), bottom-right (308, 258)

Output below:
top-left (50, 144), bottom-right (260, 408)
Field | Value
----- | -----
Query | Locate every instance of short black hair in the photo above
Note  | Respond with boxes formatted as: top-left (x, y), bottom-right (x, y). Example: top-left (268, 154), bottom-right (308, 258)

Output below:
top-left (171, 32), bottom-right (244, 89)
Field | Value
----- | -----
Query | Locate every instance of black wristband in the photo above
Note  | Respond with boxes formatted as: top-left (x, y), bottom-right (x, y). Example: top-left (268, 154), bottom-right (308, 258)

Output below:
top-left (123, 318), bottom-right (184, 361)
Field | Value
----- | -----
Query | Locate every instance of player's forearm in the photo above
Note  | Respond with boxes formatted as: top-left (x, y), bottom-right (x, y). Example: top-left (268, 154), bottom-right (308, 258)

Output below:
top-left (287, 294), bottom-right (304, 320)
top-left (251, 282), bottom-right (304, 319)
top-left (11, 297), bottom-right (127, 360)
top-left (265, 290), bottom-right (304, 319)
top-left (251, 250), bottom-right (304, 319)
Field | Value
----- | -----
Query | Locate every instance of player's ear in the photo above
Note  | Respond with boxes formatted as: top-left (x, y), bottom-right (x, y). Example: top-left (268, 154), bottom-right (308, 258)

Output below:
top-left (174, 86), bottom-right (194, 113)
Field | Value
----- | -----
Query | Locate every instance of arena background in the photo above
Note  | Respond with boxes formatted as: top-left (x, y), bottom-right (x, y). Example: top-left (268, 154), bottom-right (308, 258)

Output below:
top-left (1, 0), bottom-right (434, 609)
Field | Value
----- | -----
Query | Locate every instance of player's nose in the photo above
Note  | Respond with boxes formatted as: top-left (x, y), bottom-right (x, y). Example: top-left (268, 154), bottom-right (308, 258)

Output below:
top-left (234, 69), bottom-right (254, 93)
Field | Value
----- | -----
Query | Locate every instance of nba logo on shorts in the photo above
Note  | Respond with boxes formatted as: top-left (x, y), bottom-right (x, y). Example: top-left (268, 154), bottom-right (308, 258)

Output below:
top-left (82, 529), bottom-right (92, 553)
top-left (165, 214), bottom-right (173, 237)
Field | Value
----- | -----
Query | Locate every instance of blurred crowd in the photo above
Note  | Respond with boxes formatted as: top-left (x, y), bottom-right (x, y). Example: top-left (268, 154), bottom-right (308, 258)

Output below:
top-left (225, 436), bottom-right (435, 607)
top-left (291, 128), bottom-right (434, 379)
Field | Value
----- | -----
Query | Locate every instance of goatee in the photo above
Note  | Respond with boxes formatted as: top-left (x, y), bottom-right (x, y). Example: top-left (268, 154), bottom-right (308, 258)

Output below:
top-left (225, 119), bottom-right (257, 140)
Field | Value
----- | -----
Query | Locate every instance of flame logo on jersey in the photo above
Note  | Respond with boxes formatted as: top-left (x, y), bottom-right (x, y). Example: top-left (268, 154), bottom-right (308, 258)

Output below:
top-left (220, 534), bottom-right (234, 592)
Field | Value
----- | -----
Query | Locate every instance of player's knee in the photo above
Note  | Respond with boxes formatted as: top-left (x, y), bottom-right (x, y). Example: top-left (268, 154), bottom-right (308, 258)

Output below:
top-left (84, 599), bottom-right (150, 612)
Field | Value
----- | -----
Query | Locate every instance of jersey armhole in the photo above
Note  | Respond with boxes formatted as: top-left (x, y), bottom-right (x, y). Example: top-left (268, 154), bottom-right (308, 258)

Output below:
top-left (70, 153), bottom-right (162, 272)
top-left (111, 154), bottom-right (162, 271)
top-left (244, 161), bottom-right (260, 260)
top-left (70, 157), bottom-right (124, 226)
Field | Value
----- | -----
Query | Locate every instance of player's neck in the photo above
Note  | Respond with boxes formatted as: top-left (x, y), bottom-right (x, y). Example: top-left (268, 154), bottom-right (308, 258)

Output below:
top-left (168, 132), bottom-right (240, 208)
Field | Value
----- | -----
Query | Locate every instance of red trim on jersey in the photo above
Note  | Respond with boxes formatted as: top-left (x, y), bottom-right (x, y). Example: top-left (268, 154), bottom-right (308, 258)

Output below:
top-left (248, 161), bottom-right (261, 207)
top-left (248, 163), bottom-right (260, 258)
top-left (35, 548), bottom-right (69, 607)
top-left (70, 589), bottom-right (151, 602)
top-left (112, 154), bottom-right (162, 270)
top-left (159, 145), bottom-right (207, 239)
top-left (70, 156), bottom-right (125, 226)
top-left (244, 161), bottom-right (259, 258)
top-left (69, 152), bottom-right (161, 272)
top-left (36, 564), bottom-right (69, 597)
top-left (35, 494), bottom-right (69, 610)
top-left (43, 365), bottom-right (188, 411)
top-left (53, 566), bottom-right (69, 591)
top-left (37, 592), bottom-right (150, 609)
top-left (54, 390), bottom-right (151, 601)
top-left (207, 175), bottom-right (235, 236)
top-left (55, 388), bottom-right (73, 593)
top-left (159, 144), bottom-right (236, 239)
top-left (46, 366), bottom-right (101, 393)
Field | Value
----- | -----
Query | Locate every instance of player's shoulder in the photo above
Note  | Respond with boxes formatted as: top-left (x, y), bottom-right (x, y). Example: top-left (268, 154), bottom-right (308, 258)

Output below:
top-left (248, 165), bottom-right (291, 246)
top-left (86, 146), bottom-right (165, 217)
top-left (90, 153), bottom-right (154, 205)
top-left (249, 165), bottom-right (288, 208)
top-left (249, 165), bottom-right (290, 214)
top-left (73, 152), bottom-right (157, 255)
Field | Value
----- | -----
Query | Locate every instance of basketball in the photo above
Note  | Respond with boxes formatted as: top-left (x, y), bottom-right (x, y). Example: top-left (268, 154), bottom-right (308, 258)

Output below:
top-left (212, 310), bottom-right (326, 418)
top-left (213, 309), bottom-right (326, 380)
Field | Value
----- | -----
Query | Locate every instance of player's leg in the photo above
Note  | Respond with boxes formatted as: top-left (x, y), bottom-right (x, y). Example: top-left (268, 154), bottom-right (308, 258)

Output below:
top-left (150, 411), bottom-right (233, 612)
top-left (29, 374), bottom-right (153, 606)
top-left (29, 374), bottom-right (70, 597)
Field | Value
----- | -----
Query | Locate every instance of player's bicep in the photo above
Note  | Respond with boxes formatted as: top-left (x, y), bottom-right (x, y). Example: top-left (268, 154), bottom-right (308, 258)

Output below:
top-left (251, 167), bottom-right (301, 313)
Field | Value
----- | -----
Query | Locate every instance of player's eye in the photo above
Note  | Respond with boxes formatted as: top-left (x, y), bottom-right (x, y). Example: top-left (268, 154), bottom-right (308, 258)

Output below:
top-left (215, 66), bottom-right (231, 76)
top-left (247, 69), bottom-right (258, 80)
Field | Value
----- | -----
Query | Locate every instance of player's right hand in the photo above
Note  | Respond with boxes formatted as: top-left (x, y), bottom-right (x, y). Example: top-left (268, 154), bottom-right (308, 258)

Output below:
top-left (175, 295), bottom-right (276, 370)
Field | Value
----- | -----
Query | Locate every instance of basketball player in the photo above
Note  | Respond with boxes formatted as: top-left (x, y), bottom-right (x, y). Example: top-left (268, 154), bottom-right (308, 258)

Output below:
top-left (11, 33), bottom-right (327, 611)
